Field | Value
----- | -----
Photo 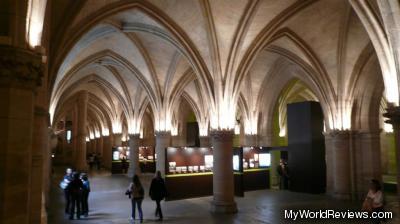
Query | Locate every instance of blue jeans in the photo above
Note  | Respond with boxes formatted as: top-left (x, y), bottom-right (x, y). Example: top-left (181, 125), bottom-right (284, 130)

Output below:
top-left (131, 198), bottom-right (143, 221)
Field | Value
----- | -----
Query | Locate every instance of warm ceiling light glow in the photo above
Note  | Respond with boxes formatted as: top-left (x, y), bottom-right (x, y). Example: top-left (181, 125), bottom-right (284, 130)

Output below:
top-left (210, 97), bottom-right (236, 131)
top-left (384, 122), bottom-right (393, 133)
top-left (102, 128), bottom-right (110, 137)
top-left (95, 130), bottom-right (101, 139)
top-left (86, 137), bottom-right (90, 142)
top-left (128, 118), bottom-right (141, 135)
top-left (199, 123), bottom-right (209, 137)
top-left (171, 125), bottom-right (178, 136)
top-left (112, 121), bottom-right (122, 134)
top-left (89, 130), bottom-right (95, 140)
top-left (279, 128), bottom-right (286, 137)
top-left (234, 124), bottom-right (240, 135)
top-left (26, 0), bottom-right (47, 48)
top-left (244, 117), bottom-right (257, 135)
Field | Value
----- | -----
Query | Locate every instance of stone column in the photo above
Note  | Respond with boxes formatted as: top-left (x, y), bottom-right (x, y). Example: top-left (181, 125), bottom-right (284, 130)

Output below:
top-left (323, 133), bottom-right (334, 195)
top-left (113, 133), bottom-right (122, 146)
top-left (383, 106), bottom-right (400, 200)
top-left (76, 91), bottom-right (88, 171)
top-left (128, 134), bottom-right (141, 177)
top-left (210, 130), bottom-right (237, 213)
top-left (86, 140), bottom-right (91, 154)
top-left (353, 131), bottom-right (382, 199)
top-left (244, 134), bottom-right (257, 146)
top-left (155, 131), bottom-right (171, 177)
top-left (91, 139), bottom-right (97, 154)
top-left (29, 106), bottom-right (48, 223)
top-left (325, 131), bottom-right (351, 199)
top-left (199, 136), bottom-right (210, 147)
top-left (0, 46), bottom-right (43, 223)
top-left (102, 136), bottom-right (112, 169)
top-left (97, 137), bottom-right (103, 155)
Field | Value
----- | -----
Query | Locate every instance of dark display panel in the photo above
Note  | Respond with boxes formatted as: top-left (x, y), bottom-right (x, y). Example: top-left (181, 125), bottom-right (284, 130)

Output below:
top-left (287, 101), bottom-right (326, 194)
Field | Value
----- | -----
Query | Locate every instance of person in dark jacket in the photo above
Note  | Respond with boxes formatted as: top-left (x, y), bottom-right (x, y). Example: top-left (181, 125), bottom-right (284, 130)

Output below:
top-left (80, 173), bottom-right (90, 217)
top-left (277, 159), bottom-right (290, 190)
top-left (149, 171), bottom-right (167, 221)
top-left (128, 175), bottom-right (144, 223)
top-left (67, 172), bottom-right (84, 220)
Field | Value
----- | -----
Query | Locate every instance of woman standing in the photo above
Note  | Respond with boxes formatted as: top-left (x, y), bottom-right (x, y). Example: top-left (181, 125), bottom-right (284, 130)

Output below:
top-left (149, 171), bottom-right (167, 221)
top-left (128, 175), bottom-right (144, 223)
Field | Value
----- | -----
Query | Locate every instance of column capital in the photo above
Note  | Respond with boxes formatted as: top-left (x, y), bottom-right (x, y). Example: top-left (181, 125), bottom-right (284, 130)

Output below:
top-left (383, 106), bottom-right (400, 125)
top-left (155, 131), bottom-right (171, 138)
top-left (210, 130), bottom-right (234, 142)
top-left (128, 134), bottom-right (140, 140)
top-left (323, 130), bottom-right (354, 138)
top-left (0, 46), bottom-right (43, 89)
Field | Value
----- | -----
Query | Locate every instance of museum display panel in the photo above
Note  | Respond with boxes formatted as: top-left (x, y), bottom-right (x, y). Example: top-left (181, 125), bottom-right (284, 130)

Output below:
top-left (111, 146), bottom-right (129, 174)
top-left (139, 146), bottom-right (156, 173)
top-left (165, 147), bottom-right (214, 200)
top-left (236, 147), bottom-right (271, 193)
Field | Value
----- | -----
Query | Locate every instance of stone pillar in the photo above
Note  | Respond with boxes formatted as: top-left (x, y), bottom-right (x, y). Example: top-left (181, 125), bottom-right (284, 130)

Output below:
top-left (128, 134), bottom-right (141, 177)
top-left (353, 131), bottom-right (382, 199)
top-left (244, 134), bottom-right (257, 146)
top-left (383, 106), bottom-right (400, 200)
top-left (210, 130), bottom-right (237, 213)
top-left (323, 133), bottom-right (334, 195)
top-left (97, 137), bottom-right (103, 155)
top-left (113, 133), bottom-right (122, 146)
top-left (325, 131), bottom-right (351, 199)
top-left (199, 136), bottom-right (210, 147)
top-left (76, 91), bottom-right (88, 171)
top-left (102, 136), bottom-right (112, 169)
top-left (91, 139), bottom-right (97, 154)
top-left (0, 46), bottom-right (43, 223)
top-left (29, 106), bottom-right (48, 223)
top-left (86, 140), bottom-right (91, 154)
top-left (155, 131), bottom-right (171, 177)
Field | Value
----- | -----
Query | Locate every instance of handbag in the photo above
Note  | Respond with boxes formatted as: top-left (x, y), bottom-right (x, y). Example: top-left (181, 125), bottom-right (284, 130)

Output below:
top-left (125, 189), bottom-right (132, 198)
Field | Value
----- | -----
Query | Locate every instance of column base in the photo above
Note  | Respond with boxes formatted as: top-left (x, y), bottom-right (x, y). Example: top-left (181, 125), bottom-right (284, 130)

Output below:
top-left (210, 200), bottom-right (238, 214)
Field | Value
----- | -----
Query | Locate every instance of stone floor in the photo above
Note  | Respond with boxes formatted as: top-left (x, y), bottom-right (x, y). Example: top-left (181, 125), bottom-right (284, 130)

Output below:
top-left (48, 168), bottom-right (399, 224)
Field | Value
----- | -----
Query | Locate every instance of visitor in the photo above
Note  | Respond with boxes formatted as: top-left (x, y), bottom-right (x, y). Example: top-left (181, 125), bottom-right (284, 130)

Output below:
top-left (80, 173), bottom-right (90, 217)
top-left (149, 171), bottom-right (167, 221)
top-left (277, 159), bottom-right (290, 190)
top-left (362, 179), bottom-right (384, 223)
top-left (89, 154), bottom-right (95, 170)
top-left (60, 168), bottom-right (73, 214)
top-left (127, 175), bottom-right (144, 223)
top-left (121, 156), bottom-right (128, 174)
top-left (67, 172), bottom-right (83, 220)
top-left (96, 153), bottom-right (102, 170)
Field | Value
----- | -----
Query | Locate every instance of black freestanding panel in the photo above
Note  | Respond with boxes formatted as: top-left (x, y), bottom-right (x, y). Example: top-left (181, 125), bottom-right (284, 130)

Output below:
top-left (287, 101), bottom-right (326, 194)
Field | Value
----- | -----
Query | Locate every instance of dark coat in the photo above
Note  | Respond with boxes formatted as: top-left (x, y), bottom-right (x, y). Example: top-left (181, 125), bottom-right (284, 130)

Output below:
top-left (149, 177), bottom-right (167, 201)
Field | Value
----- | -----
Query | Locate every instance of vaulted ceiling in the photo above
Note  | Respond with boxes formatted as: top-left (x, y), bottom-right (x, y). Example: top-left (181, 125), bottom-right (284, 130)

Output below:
top-left (48, 0), bottom-right (385, 136)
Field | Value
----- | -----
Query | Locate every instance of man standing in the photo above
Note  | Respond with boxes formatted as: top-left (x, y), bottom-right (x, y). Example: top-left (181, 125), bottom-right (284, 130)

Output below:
top-left (277, 159), bottom-right (290, 190)
top-left (67, 172), bottom-right (84, 220)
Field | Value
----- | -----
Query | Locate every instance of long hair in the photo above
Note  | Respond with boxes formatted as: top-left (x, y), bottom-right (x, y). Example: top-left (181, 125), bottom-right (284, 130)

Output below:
top-left (370, 179), bottom-right (381, 191)
top-left (133, 174), bottom-right (142, 187)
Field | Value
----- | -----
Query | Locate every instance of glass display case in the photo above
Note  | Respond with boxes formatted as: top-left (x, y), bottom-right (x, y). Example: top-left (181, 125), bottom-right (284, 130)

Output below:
top-left (166, 147), bottom-right (213, 175)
